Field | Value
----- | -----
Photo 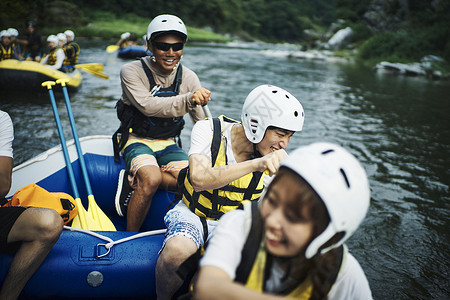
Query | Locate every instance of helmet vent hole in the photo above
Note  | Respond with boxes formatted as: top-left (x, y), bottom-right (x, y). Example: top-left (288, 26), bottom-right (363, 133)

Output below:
top-left (250, 119), bottom-right (258, 134)
top-left (294, 111), bottom-right (298, 117)
top-left (162, 20), bottom-right (168, 23)
top-left (272, 90), bottom-right (278, 94)
top-left (285, 94), bottom-right (290, 99)
top-left (340, 168), bottom-right (351, 188)
top-left (321, 149), bottom-right (334, 155)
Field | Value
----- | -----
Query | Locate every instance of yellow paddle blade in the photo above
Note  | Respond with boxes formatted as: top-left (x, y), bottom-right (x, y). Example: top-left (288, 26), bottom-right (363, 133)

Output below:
top-left (71, 214), bottom-right (82, 228)
top-left (76, 66), bottom-right (109, 79)
top-left (87, 194), bottom-right (116, 231)
top-left (75, 63), bottom-right (104, 72)
top-left (106, 45), bottom-right (120, 53)
top-left (71, 197), bottom-right (102, 231)
top-left (88, 70), bottom-right (109, 79)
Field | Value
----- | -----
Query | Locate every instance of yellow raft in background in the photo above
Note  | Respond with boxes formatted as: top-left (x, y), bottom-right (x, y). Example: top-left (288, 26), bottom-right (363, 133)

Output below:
top-left (0, 59), bottom-right (82, 92)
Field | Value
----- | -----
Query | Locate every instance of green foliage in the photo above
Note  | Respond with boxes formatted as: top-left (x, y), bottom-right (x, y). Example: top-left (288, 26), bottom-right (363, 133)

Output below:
top-left (336, 0), bottom-right (370, 21)
top-left (71, 19), bottom-right (231, 43)
top-left (358, 32), bottom-right (407, 62)
top-left (348, 22), bottom-right (372, 42)
top-left (85, 11), bottom-right (116, 22)
top-left (358, 28), bottom-right (450, 63)
top-left (0, 0), bottom-right (37, 29)
top-left (71, 0), bottom-right (336, 43)
top-left (2, 0), bottom-right (449, 65)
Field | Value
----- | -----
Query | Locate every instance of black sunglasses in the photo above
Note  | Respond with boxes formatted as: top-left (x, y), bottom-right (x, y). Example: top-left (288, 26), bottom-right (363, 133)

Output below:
top-left (153, 42), bottom-right (184, 52)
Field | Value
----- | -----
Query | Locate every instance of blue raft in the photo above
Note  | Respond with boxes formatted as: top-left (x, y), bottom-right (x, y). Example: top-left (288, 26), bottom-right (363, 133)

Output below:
top-left (4, 135), bottom-right (174, 299)
top-left (118, 46), bottom-right (151, 59)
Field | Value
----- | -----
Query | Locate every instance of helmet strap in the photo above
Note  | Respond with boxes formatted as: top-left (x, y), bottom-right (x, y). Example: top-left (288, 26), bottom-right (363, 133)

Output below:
top-left (251, 143), bottom-right (262, 159)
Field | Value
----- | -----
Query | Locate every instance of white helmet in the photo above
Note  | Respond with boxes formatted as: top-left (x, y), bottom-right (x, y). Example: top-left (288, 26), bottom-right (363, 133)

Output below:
top-left (1, 29), bottom-right (10, 38)
top-left (146, 14), bottom-right (187, 42)
top-left (121, 32), bottom-right (130, 40)
top-left (64, 30), bottom-right (75, 40)
top-left (281, 142), bottom-right (370, 259)
top-left (47, 35), bottom-right (58, 44)
top-left (57, 33), bottom-right (67, 43)
top-left (7, 28), bottom-right (18, 37)
top-left (241, 85), bottom-right (304, 144)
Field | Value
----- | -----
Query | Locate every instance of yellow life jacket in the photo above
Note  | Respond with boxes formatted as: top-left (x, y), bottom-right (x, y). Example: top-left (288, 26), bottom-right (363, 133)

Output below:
top-left (11, 41), bottom-right (21, 56)
top-left (0, 44), bottom-right (14, 60)
top-left (46, 48), bottom-right (58, 65)
top-left (245, 242), bottom-right (313, 299)
top-left (236, 201), bottom-right (345, 298)
top-left (177, 116), bottom-right (264, 221)
top-left (63, 41), bottom-right (80, 66)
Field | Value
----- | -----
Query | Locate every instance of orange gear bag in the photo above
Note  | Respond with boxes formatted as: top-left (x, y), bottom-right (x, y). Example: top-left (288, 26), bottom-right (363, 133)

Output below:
top-left (3, 184), bottom-right (78, 225)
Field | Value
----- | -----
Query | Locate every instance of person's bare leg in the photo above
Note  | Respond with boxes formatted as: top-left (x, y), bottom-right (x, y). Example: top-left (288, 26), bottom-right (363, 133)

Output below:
top-left (156, 235), bottom-right (198, 300)
top-left (159, 171), bottom-right (178, 191)
top-left (0, 208), bottom-right (63, 300)
top-left (127, 165), bottom-right (162, 231)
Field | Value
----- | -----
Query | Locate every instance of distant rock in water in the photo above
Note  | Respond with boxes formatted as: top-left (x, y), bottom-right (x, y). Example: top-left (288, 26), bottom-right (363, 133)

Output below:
top-left (374, 56), bottom-right (447, 80)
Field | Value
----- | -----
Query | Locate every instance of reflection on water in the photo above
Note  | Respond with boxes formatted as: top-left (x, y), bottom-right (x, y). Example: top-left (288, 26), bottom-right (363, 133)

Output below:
top-left (1, 40), bottom-right (449, 299)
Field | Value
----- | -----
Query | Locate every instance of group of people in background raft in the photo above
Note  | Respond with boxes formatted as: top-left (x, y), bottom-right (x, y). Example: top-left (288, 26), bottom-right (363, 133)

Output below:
top-left (0, 21), bottom-right (80, 72)
top-left (0, 14), bottom-right (373, 300)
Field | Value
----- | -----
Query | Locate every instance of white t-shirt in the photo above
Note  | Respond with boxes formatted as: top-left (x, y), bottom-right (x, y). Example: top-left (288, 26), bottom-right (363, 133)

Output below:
top-left (200, 209), bottom-right (373, 300)
top-left (189, 118), bottom-right (237, 163)
top-left (0, 110), bottom-right (14, 158)
top-left (40, 48), bottom-right (65, 69)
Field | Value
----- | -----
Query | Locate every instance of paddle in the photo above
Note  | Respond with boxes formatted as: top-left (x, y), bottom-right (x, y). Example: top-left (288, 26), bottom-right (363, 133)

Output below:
top-left (106, 45), bottom-right (120, 53)
top-left (56, 79), bottom-right (116, 231)
top-left (75, 63), bottom-right (104, 72)
top-left (41, 81), bottom-right (101, 231)
top-left (74, 64), bottom-right (109, 79)
top-left (202, 104), bottom-right (212, 119)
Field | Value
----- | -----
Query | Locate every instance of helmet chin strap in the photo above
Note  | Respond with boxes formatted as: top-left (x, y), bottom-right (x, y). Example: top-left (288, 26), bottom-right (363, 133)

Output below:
top-left (251, 143), bottom-right (262, 159)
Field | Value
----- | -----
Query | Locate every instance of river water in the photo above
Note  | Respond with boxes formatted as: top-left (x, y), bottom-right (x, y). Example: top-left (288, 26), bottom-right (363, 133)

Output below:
top-left (1, 40), bottom-right (449, 299)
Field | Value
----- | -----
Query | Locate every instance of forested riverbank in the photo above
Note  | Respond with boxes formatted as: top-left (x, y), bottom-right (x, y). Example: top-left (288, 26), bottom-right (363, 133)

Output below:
top-left (1, 0), bottom-right (449, 74)
top-left (0, 0), bottom-right (450, 68)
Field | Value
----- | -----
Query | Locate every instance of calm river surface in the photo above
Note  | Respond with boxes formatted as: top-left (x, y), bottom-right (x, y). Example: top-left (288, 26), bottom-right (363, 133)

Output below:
top-left (1, 40), bottom-right (449, 299)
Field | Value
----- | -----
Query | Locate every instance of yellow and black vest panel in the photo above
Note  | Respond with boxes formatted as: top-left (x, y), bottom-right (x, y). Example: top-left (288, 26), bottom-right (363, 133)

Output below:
top-left (245, 243), bottom-right (313, 299)
top-left (0, 44), bottom-right (14, 60)
top-left (178, 116), bottom-right (264, 220)
top-left (46, 48), bottom-right (58, 65)
top-left (63, 42), bottom-right (80, 66)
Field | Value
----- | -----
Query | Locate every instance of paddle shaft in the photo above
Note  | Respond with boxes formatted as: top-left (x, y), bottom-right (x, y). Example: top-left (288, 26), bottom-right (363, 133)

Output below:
top-left (203, 104), bottom-right (212, 119)
top-left (44, 84), bottom-right (80, 199)
top-left (58, 82), bottom-right (93, 196)
top-left (57, 79), bottom-right (116, 231)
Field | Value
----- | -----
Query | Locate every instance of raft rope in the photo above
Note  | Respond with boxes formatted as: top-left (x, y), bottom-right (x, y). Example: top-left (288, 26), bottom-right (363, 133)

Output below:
top-left (63, 225), bottom-right (167, 258)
